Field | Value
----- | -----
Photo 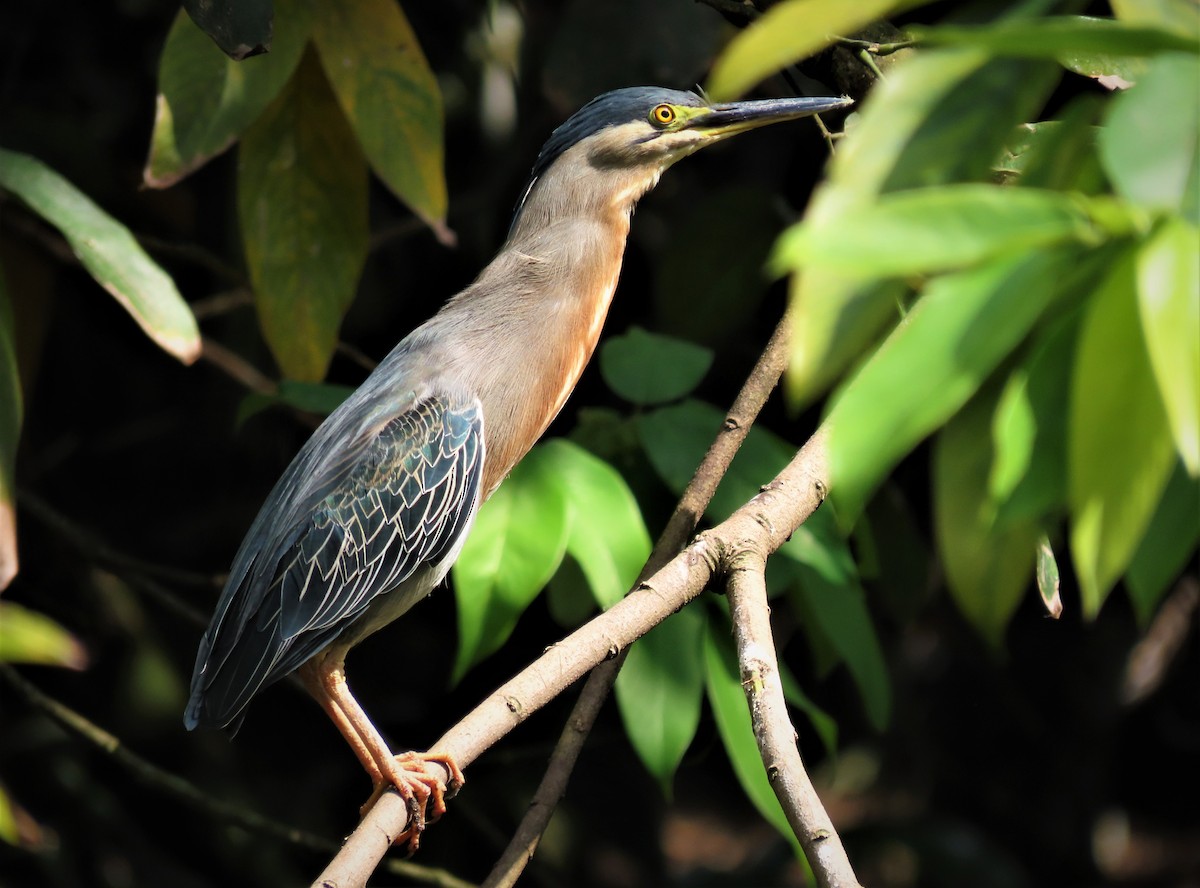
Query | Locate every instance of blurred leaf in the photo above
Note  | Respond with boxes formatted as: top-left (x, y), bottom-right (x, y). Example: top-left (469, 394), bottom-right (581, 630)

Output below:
top-left (788, 561), bottom-right (891, 729)
top-left (452, 448), bottom-right (570, 680)
top-left (825, 248), bottom-right (1074, 524)
top-left (235, 380), bottom-right (356, 427)
top-left (1125, 462), bottom-right (1200, 623)
top-left (0, 149), bottom-right (200, 364)
top-left (911, 16), bottom-right (1198, 59)
top-left (1009, 97), bottom-right (1106, 192)
top-left (0, 784), bottom-right (16, 846)
top-left (703, 621), bottom-right (799, 854)
top-left (182, 0), bottom-right (273, 60)
top-left (238, 49), bottom-right (368, 381)
top-left (780, 667), bottom-right (838, 757)
top-left (599, 327), bottom-right (712, 406)
top-left (0, 271), bottom-right (19, 590)
top-left (540, 439), bottom-right (651, 609)
top-left (1136, 218), bottom-right (1200, 474)
top-left (545, 556), bottom-right (597, 627)
top-left (933, 385), bottom-right (1038, 646)
top-left (312, 0), bottom-right (446, 230)
top-left (146, 0), bottom-right (312, 187)
top-left (707, 0), bottom-right (913, 100)
top-left (1036, 535), bottom-right (1063, 619)
top-left (615, 606), bottom-right (705, 792)
top-left (1111, 0), bottom-right (1200, 40)
top-left (0, 602), bottom-right (87, 669)
top-left (1069, 251), bottom-right (1177, 616)
top-left (1099, 53), bottom-right (1200, 223)
top-left (774, 186), bottom-right (1131, 278)
top-left (787, 52), bottom-right (1059, 403)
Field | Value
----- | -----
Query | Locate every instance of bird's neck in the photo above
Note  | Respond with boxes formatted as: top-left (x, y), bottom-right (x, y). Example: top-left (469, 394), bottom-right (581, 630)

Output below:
top-left (440, 160), bottom-right (658, 494)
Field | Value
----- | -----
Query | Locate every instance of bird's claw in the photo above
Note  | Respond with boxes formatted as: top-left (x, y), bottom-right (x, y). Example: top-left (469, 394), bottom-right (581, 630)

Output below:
top-left (362, 751), bottom-right (465, 855)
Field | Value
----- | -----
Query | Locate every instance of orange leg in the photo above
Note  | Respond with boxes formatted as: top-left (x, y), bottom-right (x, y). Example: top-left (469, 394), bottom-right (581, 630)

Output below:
top-left (298, 650), bottom-right (464, 853)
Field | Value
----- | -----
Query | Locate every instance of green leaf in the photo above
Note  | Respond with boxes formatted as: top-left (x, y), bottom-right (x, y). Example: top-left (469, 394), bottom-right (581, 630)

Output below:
top-left (1006, 97), bottom-right (1106, 193)
top-left (933, 385), bottom-right (1038, 646)
top-left (451, 448), bottom-right (570, 681)
top-left (1125, 461), bottom-right (1200, 623)
top-left (0, 602), bottom-right (87, 669)
top-left (1136, 218), bottom-right (1200, 474)
top-left (0, 149), bottom-right (200, 364)
top-left (911, 16), bottom-right (1199, 60)
top-left (312, 0), bottom-right (446, 230)
top-left (539, 439), bottom-right (651, 610)
top-left (706, 0), bottom-right (914, 100)
top-left (825, 248), bottom-right (1075, 524)
top-left (614, 606), bottom-right (705, 791)
top-left (1036, 535), bottom-right (1064, 619)
top-left (774, 186), bottom-right (1128, 278)
top-left (780, 667), bottom-right (838, 757)
top-left (0, 271), bottom-right (20, 590)
top-left (599, 327), bottom-right (713, 406)
top-left (0, 784), bottom-right (17, 846)
top-left (238, 49), bottom-right (368, 381)
top-left (1069, 251), bottom-right (1177, 616)
top-left (787, 51), bottom-right (1060, 403)
top-left (788, 564), bottom-right (891, 730)
top-left (182, 0), bottom-right (273, 60)
top-left (145, 0), bottom-right (312, 187)
top-left (235, 379), bottom-right (356, 427)
top-left (1111, 0), bottom-right (1200, 40)
top-left (1099, 53), bottom-right (1200, 223)
top-left (703, 621), bottom-right (799, 854)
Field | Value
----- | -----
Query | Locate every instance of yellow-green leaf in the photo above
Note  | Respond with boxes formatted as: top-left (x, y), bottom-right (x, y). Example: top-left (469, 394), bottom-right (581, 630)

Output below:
top-left (145, 0), bottom-right (313, 188)
top-left (238, 49), bottom-right (369, 381)
top-left (707, 0), bottom-right (912, 101)
top-left (0, 602), bottom-right (87, 669)
top-left (1069, 251), bottom-right (1177, 616)
top-left (0, 271), bottom-right (19, 590)
top-left (313, 0), bottom-right (446, 231)
top-left (0, 149), bottom-right (200, 364)
top-left (1136, 218), bottom-right (1200, 474)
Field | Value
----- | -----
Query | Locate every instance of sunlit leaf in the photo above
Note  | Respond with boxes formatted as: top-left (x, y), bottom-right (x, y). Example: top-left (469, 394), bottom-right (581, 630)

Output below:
top-left (1036, 535), bottom-right (1063, 619)
top-left (707, 0), bottom-right (914, 100)
top-left (933, 386), bottom-right (1038, 646)
top-left (1136, 218), bottom-right (1200, 474)
top-left (0, 272), bottom-right (20, 591)
top-left (703, 622), bottom-right (799, 853)
top-left (1124, 462), bottom-right (1200, 623)
top-left (911, 16), bottom-right (1198, 59)
top-left (1069, 251), bottom-right (1177, 616)
top-left (599, 327), bottom-right (712, 406)
top-left (787, 51), bottom-right (1059, 403)
top-left (451, 448), bottom-right (570, 680)
top-left (312, 0), bottom-right (446, 230)
top-left (0, 149), bottom-right (200, 364)
top-left (0, 602), bottom-right (87, 669)
top-left (238, 49), bottom-right (368, 381)
top-left (825, 248), bottom-right (1074, 525)
top-left (1111, 0), bottom-right (1200, 40)
top-left (774, 186), bottom-right (1131, 278)
top-left (539, 439), bottom-right (651, 610)
top-left (145, 0), bottom-right (312, 187)
top-left (1099, 53), bottom-right (1200, 223)
top-left (615, 607), bottom-right (705, 792)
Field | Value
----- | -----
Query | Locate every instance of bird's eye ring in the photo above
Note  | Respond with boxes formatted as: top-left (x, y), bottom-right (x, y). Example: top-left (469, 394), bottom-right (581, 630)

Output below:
top-left (650, 104), bottom-right (676, 127)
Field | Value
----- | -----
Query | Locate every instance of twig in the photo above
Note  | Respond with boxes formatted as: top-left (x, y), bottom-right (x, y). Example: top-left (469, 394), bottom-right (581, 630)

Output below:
top-left (199, 335), bottom-right (278, 395)
top-left (726, 550), bottom-right (862, 888)
top-left (0, 664), bottom-right (474, 888)
top-left (482, 304), bottom-right (800, 887)
top-left (313, 426), bottom-right (831, 887)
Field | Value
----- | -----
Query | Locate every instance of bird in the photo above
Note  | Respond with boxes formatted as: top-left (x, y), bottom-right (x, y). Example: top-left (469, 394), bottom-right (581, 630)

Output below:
top-left (185, 86), bottom-right (851, 850)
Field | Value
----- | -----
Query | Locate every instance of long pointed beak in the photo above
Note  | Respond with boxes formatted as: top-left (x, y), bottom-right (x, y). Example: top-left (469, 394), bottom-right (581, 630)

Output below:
top-left (688, 95), bottom-right (853, 137)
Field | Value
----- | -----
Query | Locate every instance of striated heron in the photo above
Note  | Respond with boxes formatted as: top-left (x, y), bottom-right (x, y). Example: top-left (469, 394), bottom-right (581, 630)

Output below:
top-left (186, 86), bottom-right (851, 850)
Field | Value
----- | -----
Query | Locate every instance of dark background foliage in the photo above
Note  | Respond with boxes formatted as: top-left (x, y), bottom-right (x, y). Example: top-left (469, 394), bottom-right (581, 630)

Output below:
top-left (1, 2), bottom-right (1196, 887)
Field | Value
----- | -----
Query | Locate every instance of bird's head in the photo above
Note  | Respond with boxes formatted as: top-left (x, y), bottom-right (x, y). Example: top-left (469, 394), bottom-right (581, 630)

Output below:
top-left (511, 87), bottom-right (852, 231)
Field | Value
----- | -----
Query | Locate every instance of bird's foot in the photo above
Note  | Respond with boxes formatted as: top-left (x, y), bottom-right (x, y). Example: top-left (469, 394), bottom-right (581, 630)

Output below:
top-left (361, 751), bottom-right (465, 855)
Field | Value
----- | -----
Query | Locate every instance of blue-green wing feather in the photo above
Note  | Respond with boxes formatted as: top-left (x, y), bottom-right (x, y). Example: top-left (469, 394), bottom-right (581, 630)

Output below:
top-left (186, 390), bottom-right (483, 730)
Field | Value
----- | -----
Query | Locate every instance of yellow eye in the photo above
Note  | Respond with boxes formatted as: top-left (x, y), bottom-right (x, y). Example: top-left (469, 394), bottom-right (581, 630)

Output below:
top-left (650, 104), bottom-right (676, 127)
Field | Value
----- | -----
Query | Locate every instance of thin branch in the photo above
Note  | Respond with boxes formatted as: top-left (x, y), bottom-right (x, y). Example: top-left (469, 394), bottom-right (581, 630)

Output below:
top-left (313, 427), bottom-right (831, 887)
top-left (725, 549), bottom-right (862, 888)
top-left (482, 304), bottom-right (799, 887)
top-left (0, 664), bottom-right (474, 888)
top-left (199, 336), bottom-right (278, 395)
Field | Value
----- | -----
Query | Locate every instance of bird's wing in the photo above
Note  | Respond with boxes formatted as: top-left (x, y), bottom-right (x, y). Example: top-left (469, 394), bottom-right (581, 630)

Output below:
top-left (186, 391), bottom-right (484, 730)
